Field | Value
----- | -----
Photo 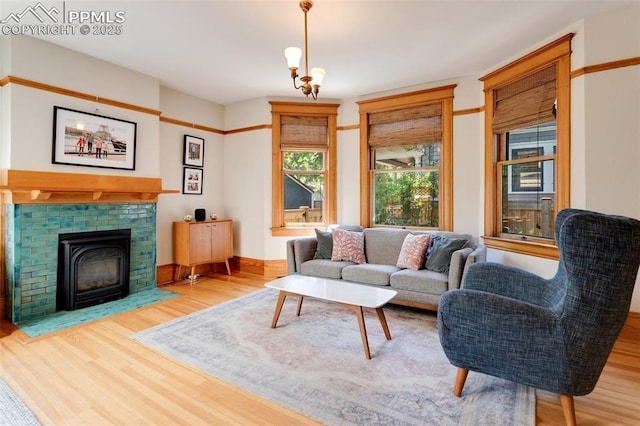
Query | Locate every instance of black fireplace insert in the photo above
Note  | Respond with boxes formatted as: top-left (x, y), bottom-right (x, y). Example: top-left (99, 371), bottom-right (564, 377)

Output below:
top-left (57, 229), bottom-right (131, 311)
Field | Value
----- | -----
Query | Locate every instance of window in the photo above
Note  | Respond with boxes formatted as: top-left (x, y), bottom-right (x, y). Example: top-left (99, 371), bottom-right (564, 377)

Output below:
top-left (270, 101), bottom-right (338, 236)
top-left (358, 85), bottom-right (455, 229)
top-left (502, 124), bottom-right (556, 236)
top-left (480, 34), bottom-right (572, 258)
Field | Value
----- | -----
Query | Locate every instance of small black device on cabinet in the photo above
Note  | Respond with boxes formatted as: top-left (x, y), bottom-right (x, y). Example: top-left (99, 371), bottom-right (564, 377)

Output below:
top-left (195, 208), bottom-right (206, 222)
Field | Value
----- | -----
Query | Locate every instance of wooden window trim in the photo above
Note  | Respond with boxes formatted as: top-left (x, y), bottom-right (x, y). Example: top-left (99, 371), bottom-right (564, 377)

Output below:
top-left (270, 101), bottom-right (339, 237)
top-left (357, 85), bottom-right (456, 230)
top-left (480, 34), bottom-right (572, 259)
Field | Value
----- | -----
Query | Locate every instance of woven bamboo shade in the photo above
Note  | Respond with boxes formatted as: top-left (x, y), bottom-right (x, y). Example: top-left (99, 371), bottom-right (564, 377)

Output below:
top-left (368, 103), bottom-right (442, 148)
top-left (493, 65), bottom-right (557, 134)
top-left (280, 116), bottom-right (328, 150)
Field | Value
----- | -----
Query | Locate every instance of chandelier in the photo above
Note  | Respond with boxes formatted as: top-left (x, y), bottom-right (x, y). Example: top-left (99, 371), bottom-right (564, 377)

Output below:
top-left (284, 1), bottom-right (325, 100)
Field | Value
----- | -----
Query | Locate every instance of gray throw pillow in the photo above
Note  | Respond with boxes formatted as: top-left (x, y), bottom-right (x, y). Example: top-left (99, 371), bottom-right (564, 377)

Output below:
top-left (335, 225), bottom-right (364, 232)
top-left (314, 229), bottom-right (333, 259)
top-left (424, 235), bottom-right (468, 273)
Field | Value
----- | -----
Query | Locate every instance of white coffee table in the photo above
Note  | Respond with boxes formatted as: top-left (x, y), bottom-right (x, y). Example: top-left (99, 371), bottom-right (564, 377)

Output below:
top-left (265, 275), bottom-right (398, 359)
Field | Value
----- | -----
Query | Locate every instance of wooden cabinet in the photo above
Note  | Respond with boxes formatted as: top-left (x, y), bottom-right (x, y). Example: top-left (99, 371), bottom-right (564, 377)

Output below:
top-left (173, 219), bottom-right (233, 284)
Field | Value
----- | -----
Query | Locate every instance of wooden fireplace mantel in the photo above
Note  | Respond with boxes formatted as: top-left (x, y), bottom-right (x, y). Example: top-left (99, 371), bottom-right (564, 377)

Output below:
top-left (0, 169), bottom-right (179, 204)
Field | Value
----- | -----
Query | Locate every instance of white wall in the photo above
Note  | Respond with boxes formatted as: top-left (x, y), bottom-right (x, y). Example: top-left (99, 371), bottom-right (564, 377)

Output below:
top-left (3, 38), bottom-right (161, 176)
top-left (156, 86), bottom-right (225, 265)
top-left (451, 77), bottom-right (486, 236)
top-left (7, 84), bottom-right (160, 175)
top-left (1, 36), bottom-right (160, 175)
top-left (336, 127), bottom-right (360, 225)
top-left (0, 38), bottom-right (9, 169)
top-left (335, 100), bottom-right (360, 225)
top-left (224, 99), bottom-right (272, 260)
top-left (224, 127), bottom-right (271, 260)
top-left (581, 5), bottom-right (640, 310)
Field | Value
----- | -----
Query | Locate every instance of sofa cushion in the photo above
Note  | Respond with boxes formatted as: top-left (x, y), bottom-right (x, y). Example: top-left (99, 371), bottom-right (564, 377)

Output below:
top-left (342, 264), bottom-right (398, 286)
top-left (363, 228), bottom-right (411, 265)
top-left (313, 229), bottom-right (333, 259)
top-left (332, 229), bottom-right (366, 264)
top-left (301, 259), bottom-right (354, 280)
top-left (424, 235), bottom-right (469, 273)
top-left (396, 233), bottom-right (431, 270)
top-left (431, 232), bottom-right (475, 249)
top-left (332, 225), bottom-right (365, 232)
top-left (390, 269), bottom-right (449, 294)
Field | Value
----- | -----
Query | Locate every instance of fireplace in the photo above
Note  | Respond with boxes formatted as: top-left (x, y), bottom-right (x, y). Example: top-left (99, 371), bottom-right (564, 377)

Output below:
top-left (57, 229), bottom-right (131, 311)
top-left (2, 170), bottom-right (165, 324)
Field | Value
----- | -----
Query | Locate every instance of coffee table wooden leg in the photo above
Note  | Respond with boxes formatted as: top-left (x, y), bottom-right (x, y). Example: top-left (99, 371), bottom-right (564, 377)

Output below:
top-left (375, 307), bottom-right (392, 340)
top-left (349, 305), bottom-right (371, 360)
top-left (271, 291), bottom-right (287, 328)
top-left (296, 296), bottom-right (304, 316)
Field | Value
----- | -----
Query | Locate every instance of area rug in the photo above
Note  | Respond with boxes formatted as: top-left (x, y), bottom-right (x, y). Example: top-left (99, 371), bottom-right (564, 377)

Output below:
top-left (0, 378), bottom-right (40, 426)
top-left (133, 289), bottom-right (535, 425)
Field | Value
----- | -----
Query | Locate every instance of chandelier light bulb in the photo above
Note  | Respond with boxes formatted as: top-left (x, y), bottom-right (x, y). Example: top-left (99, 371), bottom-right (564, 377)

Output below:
top-left (310, 67), bottom-right (325, 86)
top-left (284, 47), bottom-right (302, 69)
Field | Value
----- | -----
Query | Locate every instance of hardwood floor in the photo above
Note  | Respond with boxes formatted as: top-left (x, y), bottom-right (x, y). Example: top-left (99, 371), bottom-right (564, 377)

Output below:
top-left (1, 272), bottom-right (639, 425)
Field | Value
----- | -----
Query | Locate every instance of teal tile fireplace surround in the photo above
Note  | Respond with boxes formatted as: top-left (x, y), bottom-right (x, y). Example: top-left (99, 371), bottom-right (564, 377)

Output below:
top-left (5, 202), bottom-right (157, 324)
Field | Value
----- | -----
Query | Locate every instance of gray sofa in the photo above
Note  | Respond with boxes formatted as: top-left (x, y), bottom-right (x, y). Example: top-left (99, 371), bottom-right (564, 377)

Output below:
top-left (286, 227), bottom-right (486, 310)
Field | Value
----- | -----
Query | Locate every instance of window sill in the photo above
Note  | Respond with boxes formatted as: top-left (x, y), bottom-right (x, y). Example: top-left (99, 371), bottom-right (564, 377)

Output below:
top-left (482, 236), bottom-right (559, 260)
top-left (271, 226), bottom-right (318, 237)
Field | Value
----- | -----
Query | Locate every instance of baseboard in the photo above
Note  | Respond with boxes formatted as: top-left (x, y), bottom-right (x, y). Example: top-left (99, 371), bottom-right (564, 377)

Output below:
top-left (621, 311), bottom-right (640, 340)
top-left (234, 257), bottom-right (287, 278)
top-left (157, 257), bottom-right (287, 286)
top-left (156, 264), bottom-right (176, 286)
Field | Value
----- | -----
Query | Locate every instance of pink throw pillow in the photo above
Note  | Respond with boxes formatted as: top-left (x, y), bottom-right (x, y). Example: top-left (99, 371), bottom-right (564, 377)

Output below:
top-left (331, 229), bottom-right (366, 264)
top-left (396, 233), bottom-right (431, 270)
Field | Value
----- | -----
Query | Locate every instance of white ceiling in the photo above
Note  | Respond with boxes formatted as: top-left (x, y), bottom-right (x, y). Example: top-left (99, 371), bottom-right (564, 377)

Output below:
top-left (11, 0), bottom-right (638, 105)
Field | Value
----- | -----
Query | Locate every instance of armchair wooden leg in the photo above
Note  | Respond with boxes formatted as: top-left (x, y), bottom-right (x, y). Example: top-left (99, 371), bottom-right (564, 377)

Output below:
top-left (560, 395), bottom-right (576, 426)
top-left (454, 368), bottom-right (469, 397)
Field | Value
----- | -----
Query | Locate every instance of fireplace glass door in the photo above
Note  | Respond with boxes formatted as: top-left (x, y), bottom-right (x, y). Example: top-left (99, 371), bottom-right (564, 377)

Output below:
top-left (57, 229), bottom-right (131, 311)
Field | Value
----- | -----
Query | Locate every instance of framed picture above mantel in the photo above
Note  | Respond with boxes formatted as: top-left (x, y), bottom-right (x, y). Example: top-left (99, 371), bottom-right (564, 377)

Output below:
top-left (52, 106), bottom-right (137, 170)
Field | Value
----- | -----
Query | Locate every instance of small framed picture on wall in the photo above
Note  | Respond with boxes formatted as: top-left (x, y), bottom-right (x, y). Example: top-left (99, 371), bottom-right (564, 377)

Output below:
top-left (183, 135), bottom-right (204, 167)
top-left (183, 167), bottom-right (203, 195)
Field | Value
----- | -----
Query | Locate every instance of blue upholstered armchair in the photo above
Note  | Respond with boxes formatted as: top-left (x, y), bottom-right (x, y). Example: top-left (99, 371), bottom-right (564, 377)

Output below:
top-left (438, 209), bottom-right (640, 426)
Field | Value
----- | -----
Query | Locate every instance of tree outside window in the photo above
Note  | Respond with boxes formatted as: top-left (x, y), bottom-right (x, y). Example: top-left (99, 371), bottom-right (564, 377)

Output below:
top-left (373, 144), bottom-right (440, 227)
